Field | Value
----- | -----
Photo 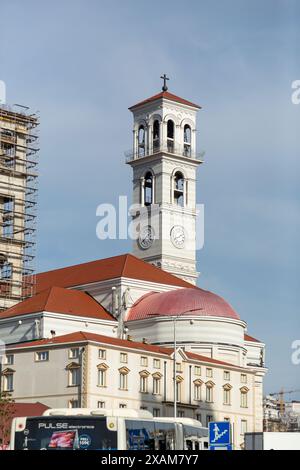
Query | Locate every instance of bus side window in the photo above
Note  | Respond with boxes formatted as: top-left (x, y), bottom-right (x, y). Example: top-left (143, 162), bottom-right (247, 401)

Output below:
top-left (154, 422), bottom-right (176, 450)
top-left (125, 420), bottom-right (155, 450)
top-left (185, 439), bottom-right (193, 450)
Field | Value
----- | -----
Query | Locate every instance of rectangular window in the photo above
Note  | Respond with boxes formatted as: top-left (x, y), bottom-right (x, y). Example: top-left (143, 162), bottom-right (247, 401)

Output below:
top-left (98, 369), bottom-right (106, 387)
top-left (206, 368), bottom-right (213, 378)
top-left (224, 371), bottom-right (230, 381)
top-left (119, 403), bottom-right (127, 409)
top-left (120, 353), bottom-right (128, 364)
top-left (196, 413), bottom-right (202, 422)
top-left (2, 198), bottom-right (14, 238)
top-left (153, 359), bottom-right (161, 369)
top-left (241, 419), bottom-right (248, 434)
top-left (176, 362), bottom-right (182, 373)
top-left (153, 377), bottom-right (161, 395)
top-left (119, 373), bottom-right (128, 390)
top-left (35, 351), bottom-right (49, 362)
top-left (241, 392), bottom-right (248, 408)
top-left (178, 411), bottom-right (185, 418)
top-left (241, 374), bottom-right (247, 384)
top-left (223, 389), bottom-right (231, 405)
top-left (97, 401), bottom-right (105, 409)
top-left (153, 408), bottom-right (161, 417)
top-left (140, 376), bottom-right (148, 393)
top-left (68, 368), bottom-right (80, 386)
top-left (69, 348), bottom-right (79, 359)
top-left (194, 366), bottom-right (201, 376)
top-left (68, 399), bottom-right (79, 408)
top-left (98, 349), bottom-right (106, 360)
top-left (206, 415), bottom-right (213, 427)
top-left (194, 384), bottom-right (202, 401)
top-left (140, 356), bottom-right (148, 367)
top-left (206, 385), bottom-right (213, 403)
top-left (3, 374), bottom-right (13, 392)
top-left (4, 354), bottom-right (14, 365)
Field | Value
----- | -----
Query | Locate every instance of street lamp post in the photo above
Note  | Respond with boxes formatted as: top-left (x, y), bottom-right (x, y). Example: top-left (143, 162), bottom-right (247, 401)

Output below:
top-left (173, 315), bottom-right (178, 419)
top-left (147, 308), bottom-right (201, 420)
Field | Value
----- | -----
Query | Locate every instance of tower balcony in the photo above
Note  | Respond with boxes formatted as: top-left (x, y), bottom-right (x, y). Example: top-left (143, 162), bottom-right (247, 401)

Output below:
top-left (125, 142), bottom-right (204, 163)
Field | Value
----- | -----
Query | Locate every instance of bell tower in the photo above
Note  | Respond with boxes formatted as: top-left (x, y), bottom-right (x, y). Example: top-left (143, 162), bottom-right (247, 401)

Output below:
top-left (126, 77), bottom-right (202, 285)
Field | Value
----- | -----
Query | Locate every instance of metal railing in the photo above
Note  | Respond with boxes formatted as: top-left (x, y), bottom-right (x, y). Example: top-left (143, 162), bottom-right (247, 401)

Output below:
top-left (125, 142), bottom-right (205, 163)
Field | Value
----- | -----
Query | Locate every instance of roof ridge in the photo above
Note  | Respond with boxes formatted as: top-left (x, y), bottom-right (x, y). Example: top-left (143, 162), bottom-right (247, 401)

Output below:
top-left (36, 253), bottom-right (130, 278)
top-left (121, 253), bottom-right (131, 277)
top-left (78, 331), bottom-right (88, 341)
top-left (44, 285), bottom-right (59, 310)
top-left (129, 91), bottom-right (201, 110)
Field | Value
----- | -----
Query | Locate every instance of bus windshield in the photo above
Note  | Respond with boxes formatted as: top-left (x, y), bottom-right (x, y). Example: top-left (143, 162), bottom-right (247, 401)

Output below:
top-left (13, 416), bottom-right (117, 450)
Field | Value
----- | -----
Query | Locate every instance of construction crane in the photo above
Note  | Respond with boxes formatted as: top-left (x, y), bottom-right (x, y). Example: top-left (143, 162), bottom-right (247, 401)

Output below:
top-left (269, 389), bottom-right (300, 417)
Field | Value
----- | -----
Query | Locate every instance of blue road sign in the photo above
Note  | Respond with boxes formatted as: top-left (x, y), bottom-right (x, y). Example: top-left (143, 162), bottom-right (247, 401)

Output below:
top-left (209, 422), bottom-right (231, 447)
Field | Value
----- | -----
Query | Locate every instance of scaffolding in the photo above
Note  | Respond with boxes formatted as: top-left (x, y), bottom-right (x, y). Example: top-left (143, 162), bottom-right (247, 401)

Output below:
top-left (0, 104), bottom-right (39, 310)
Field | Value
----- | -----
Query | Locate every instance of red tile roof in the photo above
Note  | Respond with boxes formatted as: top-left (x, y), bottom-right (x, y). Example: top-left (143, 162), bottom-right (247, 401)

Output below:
top-left (34, 253), bottom-right (193, 293)
top-left (8, 331), bottom-right (173, 355)
top-left (0, 286), bottom-right (115, 321)
top-left (185, 351), bottom-right (242, 368)
top-left (129, 91), bottom-right (201, 110)
top-left (244, 333), bottom-right (261, 343)
top-left (12, 402), bottom-right (49, 418)
top-left (2, 402), bottom-right (50, 444)
top-left (8, 331), bottom-right (246, 369)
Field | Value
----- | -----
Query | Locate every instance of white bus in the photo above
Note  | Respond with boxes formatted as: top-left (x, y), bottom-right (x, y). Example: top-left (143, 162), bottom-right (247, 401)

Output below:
top-left (10, 408), bottom-right (208, 451)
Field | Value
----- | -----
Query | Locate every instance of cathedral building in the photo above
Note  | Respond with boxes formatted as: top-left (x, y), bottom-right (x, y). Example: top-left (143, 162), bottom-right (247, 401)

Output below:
top-left (0, 81), bottom-right (266, 449)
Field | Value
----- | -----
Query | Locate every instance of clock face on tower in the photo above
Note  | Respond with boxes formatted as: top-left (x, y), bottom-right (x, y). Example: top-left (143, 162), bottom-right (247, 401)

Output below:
top-left (138, 225), bottom-right (155, 250)
top-left (170, 225), bottom-right (185, 249)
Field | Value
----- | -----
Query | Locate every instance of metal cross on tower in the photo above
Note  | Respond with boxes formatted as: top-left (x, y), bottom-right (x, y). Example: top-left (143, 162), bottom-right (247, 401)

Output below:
top-left (160, 74), bottom-right (169, 91)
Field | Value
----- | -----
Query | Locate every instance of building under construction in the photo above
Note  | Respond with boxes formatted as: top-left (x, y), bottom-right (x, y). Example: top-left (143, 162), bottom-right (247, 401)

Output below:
top-left (0, 105), bottom-right (39, 310)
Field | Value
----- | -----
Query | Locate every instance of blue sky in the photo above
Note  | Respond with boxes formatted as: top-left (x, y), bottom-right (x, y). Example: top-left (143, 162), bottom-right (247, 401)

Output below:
top-left (1, 0), bottom-right (299, 396)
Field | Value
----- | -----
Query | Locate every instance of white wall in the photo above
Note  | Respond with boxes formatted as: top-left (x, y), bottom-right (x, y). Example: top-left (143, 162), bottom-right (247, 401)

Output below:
top-left (6, 340), bottom-right (258, 449)
top-left (0, 311), bottom-right (118, 345)
top-left (126, 316), bottom-right (247, 366)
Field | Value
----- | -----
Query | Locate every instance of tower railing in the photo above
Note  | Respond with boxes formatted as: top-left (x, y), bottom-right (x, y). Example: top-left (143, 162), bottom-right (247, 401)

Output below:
top-left (125, 142), bottom-right (205, 163)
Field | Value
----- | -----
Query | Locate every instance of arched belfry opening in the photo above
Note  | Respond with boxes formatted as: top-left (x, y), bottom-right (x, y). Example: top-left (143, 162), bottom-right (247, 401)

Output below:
top-left (153, 120), bottom-right (160, 152)
top-left (144, 171), bottom-right (153, 206)
top-left (167, 120), bottom-right (174, 153)
top-left (138, 125), bottom-right (145, 157)
top-left (173, 171), bottom-right (185, 207)
top-left (184, 124), bottom-right (191, 157)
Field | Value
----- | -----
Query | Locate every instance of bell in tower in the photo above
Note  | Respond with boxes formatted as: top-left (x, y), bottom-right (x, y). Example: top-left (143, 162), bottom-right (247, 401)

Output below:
top-left (126, 77), bottom-right (203, 285)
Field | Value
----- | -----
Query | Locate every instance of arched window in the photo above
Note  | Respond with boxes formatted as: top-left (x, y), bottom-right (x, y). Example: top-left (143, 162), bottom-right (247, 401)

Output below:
top-left (138, 125), bottom-right (145, 157)
top-left (167, 120), bottom-right (174, 153)
top-left (174, 171), bottom-right (184, 207)
top-left (183, 124), bottom-right (191, 157)
top-left (144, 171), bottom-right (153, 206)
top-left (153, 120), bottom-right (160, 151)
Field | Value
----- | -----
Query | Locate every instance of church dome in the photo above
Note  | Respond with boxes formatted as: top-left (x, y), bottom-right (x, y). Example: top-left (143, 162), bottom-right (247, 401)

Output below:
top-left (127, 287), bottom-right (240, 321)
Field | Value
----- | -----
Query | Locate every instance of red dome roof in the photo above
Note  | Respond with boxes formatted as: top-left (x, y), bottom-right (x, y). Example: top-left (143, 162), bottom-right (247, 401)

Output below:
top-left (127, 287), bottom-right (240, 321)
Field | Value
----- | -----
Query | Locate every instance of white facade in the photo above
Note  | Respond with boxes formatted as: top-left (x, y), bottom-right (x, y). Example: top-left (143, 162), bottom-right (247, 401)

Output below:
top-left (0, 85), bottom-right (267, 450)
top-left (0, 310), bottom-right (118, 345)
top-left (126, 316), bottom-right (248, 365)
top-left (127, 94), bottom-right (202, 284)
top-left (4, 335), bottom-right (259, 449)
